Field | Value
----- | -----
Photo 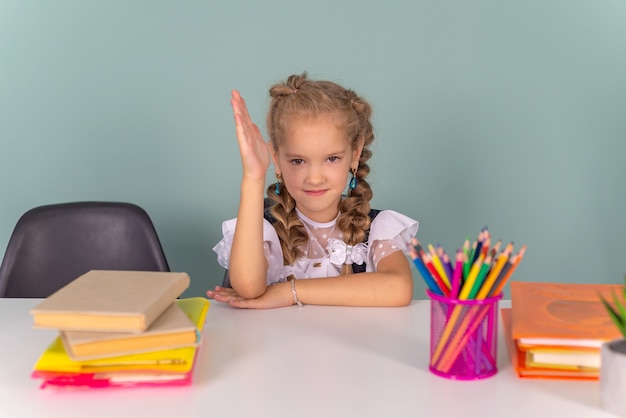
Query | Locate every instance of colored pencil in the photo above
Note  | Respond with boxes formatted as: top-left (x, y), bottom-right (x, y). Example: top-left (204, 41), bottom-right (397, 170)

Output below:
top-left (428, 244), bottom-right (451, 290)
top-left (450, 249), bottom-right (463, 298)
top-left (480, 236), bottom-right (491, 258)
top-left (462, 238), bottom-right (471, 281)
top-left (475, 242), bottom-right (512, 300)
top-left (468, 253), bottom-right (492, 299)
top-left (422, 253), bottom-right (450, 296)
top-left (458, 252), bottom-right (484, 300)
top-left (409, 248), bottom-right (443, 296)
top-left (471, 229), bottom-right (486, 265)
top-left (489, 244), bottom-right (526, 297)
top-left (441, 250), bottom-right (454, 289)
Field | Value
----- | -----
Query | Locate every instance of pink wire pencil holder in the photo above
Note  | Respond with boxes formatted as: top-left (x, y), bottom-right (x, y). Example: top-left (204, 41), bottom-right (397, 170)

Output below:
top-left (427, 290), bottom-right (502, 380)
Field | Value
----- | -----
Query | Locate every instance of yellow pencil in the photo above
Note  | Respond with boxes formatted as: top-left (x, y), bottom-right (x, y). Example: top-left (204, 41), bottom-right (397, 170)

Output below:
top-left (428, 244), bottom-right (451, 290)
top-left (458, 252), bottom-right (484, 300)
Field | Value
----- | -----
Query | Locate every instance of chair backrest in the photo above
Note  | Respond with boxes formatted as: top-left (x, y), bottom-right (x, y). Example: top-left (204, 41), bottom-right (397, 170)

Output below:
top-left (0, 202), bottom-right (170, 298)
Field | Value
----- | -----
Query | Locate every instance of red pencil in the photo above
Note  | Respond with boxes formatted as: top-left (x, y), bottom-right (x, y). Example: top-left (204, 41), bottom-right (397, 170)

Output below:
top-left (422, 253), bottom-right (450, 296)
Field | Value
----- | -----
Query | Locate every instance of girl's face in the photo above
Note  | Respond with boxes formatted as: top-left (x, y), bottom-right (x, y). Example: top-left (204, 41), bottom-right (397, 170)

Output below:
top-left (272, 115), bottom-right (362, 223)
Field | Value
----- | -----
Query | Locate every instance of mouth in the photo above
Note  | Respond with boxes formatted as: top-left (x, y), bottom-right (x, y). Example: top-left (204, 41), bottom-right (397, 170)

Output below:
top-left (304, 190), bottom-right (328, 197)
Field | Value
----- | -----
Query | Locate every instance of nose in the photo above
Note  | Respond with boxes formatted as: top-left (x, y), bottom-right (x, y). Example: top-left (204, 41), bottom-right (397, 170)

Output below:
top-left (305, 164), bottom-right (325, 185)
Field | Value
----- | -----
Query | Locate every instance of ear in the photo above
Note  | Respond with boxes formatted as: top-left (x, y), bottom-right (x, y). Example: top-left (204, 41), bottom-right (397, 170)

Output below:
top-left (351, 139), bottom-right (364, 170)
top-left (269, 142), bottom-right (281, 174)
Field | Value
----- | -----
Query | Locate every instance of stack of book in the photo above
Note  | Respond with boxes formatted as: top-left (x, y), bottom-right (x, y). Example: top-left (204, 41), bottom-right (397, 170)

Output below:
top-left (29, 270), bottom-right (210, 389)
top-left (501, 281), bottom-right (623, 380)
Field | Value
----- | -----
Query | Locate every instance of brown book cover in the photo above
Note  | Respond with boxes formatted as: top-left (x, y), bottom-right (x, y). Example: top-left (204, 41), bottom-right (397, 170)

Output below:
top-left (31, 270), bottom-right (190, 333)
top-left (510, 281), bottom-right (623, 348)
top-left (60, 301), bottom-right (198, 360)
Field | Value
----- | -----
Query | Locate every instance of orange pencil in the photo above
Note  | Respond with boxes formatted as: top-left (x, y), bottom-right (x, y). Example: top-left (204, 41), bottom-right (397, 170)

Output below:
top-left (490, 244), bottom-right (526, 297)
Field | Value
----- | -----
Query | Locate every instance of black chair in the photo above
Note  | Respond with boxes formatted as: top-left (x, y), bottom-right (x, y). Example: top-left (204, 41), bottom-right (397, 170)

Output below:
top-left (0, 202), bottom-right (170, 298)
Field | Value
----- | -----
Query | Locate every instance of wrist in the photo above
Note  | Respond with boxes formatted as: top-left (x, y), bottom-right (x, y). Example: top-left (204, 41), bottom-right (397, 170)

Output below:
top-left (289, 278), bottom-right (303, 307)
top-left (241, 174), bottom-right (267, 189)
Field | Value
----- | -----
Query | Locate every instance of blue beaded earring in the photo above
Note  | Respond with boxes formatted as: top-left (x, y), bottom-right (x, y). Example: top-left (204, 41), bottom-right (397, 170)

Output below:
top-left (275, 173), bottom-right (282, 195)
top-left (349, 167), bottom-right (357, 190)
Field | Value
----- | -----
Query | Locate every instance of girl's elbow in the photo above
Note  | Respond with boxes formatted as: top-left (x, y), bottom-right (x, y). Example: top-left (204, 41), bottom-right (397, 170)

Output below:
top-left (229, 275), bottom-right (267, 299)
top-left (234, 284), bottom-right (266, 299)
top-left (395, 288), bottom-right (413, 306)
top-left (390, 277), bottom-right (413, 307)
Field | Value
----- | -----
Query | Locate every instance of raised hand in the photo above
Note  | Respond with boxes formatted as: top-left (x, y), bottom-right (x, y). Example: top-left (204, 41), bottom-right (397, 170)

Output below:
top-left (231, 90), bottom-right (271, 182)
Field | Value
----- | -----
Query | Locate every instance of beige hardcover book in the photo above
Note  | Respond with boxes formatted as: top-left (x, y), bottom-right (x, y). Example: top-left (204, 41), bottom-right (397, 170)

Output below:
top-left (31, 270), bottom-right (190, 333)
top-left (60, 301), bottom-right (198, 360)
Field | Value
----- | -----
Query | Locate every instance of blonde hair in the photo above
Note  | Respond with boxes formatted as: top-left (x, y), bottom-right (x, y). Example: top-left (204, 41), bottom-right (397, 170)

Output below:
top-left (265, 73), bottom-right (375, 275)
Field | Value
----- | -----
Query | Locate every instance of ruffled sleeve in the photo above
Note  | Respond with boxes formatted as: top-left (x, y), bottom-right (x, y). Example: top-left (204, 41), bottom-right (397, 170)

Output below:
top-left (212, 218), bottom-right (285, 285)
top-left (367, 210), bottom-right (419, 270)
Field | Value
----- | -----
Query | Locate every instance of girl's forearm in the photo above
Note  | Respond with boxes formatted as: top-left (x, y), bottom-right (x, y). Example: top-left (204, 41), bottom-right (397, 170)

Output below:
top-left (294, 270), bottom-right (414, 307)
top-left (229, 178), bottom-right (268, 298)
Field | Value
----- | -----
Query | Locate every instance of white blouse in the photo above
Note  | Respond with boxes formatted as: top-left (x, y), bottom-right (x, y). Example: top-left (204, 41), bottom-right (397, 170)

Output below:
top-left (213, 209), bottom-right (418, 285)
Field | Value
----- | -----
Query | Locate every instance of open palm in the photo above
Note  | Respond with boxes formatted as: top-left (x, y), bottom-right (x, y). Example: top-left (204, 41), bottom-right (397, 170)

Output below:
top-left (231, 90), bottom-right (271, 181)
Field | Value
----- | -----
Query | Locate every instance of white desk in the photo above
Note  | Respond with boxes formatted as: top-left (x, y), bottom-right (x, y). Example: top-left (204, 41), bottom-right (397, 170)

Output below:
top-left (0, 299), bottom-right (614, 418)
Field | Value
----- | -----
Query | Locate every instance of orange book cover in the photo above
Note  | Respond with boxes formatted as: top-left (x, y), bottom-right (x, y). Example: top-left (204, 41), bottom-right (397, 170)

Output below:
top-left (501, 308), bottom-right (599, 380)
top-left (510, 281), bottom-right (623, 348)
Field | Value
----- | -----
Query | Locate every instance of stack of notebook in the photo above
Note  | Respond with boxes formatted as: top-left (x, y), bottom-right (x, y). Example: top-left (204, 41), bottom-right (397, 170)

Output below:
top-left (502, 281), bottom-right (622, 380)
top-left (29, 270), bottom-right (210, 389)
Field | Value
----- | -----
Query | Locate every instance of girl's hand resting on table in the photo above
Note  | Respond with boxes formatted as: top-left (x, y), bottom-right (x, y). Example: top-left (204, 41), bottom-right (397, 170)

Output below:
top-left (206, 282), bottom-right (294, 309)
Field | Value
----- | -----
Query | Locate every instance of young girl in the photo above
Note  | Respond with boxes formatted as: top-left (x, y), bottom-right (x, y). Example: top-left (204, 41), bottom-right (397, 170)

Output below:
top-left (207, 73), bottom-right (418, 309)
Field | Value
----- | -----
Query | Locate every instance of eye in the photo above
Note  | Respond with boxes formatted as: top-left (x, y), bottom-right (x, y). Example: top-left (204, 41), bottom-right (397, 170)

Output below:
top-left (290, 158), bottom-right (304, 165)
top-left (327, 156), bottom-right (341, 163)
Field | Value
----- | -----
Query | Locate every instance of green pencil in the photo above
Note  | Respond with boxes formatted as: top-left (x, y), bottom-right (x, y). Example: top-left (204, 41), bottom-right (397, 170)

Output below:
top-left (468, 254), bottom-right (492, 299)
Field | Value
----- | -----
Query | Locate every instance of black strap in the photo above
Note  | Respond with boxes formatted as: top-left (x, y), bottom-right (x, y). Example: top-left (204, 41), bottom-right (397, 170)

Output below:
top-left (352, 209), bottom-right (380, 273)
top-left (264, 206), bottom-right (381, 274)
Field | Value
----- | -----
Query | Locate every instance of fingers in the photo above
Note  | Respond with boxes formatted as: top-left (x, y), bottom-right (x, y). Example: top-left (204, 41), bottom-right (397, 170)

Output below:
top-left (231, 90), bottom-right (252, 123)
top-left (206, 289), bottom-right (256, 309)
top-left (227, 299), bottom-right (256, 309)
top-left (231, 91), bottom-right (260, 147)
top-left (206, 286), bottom-right (242, 303)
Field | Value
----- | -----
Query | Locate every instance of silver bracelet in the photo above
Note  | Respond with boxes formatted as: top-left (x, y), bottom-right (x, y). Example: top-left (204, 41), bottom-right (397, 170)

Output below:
top-left (290, 279), bottom-right (303, 307)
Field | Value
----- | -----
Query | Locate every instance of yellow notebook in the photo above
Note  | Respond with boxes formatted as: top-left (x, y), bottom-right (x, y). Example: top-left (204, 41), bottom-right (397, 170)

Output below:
top-left (33, 298), bottom-right (209, 374)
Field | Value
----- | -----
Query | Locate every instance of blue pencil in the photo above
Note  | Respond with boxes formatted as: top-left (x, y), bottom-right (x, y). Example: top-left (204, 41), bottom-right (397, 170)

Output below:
top-left (410, 251), bottom-right (443, 296)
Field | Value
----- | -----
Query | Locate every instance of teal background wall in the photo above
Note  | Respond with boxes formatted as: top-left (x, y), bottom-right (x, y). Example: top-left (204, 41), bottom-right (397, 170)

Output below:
top-left (1, 1), bottom-right (625, 299)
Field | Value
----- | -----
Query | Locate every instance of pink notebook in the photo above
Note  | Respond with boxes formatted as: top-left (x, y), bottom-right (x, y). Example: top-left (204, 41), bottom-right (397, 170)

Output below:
top-left (31, 369), bottom-right (193, 389)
